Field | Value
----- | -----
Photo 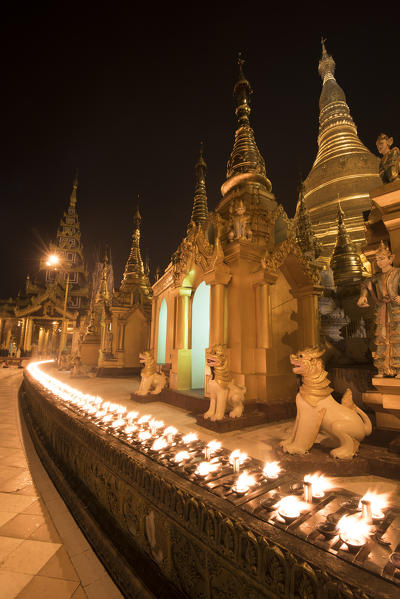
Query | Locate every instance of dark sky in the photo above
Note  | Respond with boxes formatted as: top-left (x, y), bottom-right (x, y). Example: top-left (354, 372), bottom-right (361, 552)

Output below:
top-left (1, 4), bottom-right (399, 298)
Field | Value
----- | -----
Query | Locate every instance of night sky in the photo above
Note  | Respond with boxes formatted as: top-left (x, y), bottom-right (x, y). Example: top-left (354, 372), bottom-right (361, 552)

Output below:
top-left (2, 4), bottom-right (399, 299)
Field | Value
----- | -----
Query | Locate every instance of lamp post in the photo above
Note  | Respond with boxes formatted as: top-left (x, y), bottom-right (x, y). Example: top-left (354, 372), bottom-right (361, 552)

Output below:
top-left (46, 253), bottom-right (71, 362)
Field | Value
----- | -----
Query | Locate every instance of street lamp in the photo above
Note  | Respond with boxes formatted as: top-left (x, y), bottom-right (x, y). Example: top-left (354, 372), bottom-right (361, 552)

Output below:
top-left (46, 253), bottom-right (71, 362)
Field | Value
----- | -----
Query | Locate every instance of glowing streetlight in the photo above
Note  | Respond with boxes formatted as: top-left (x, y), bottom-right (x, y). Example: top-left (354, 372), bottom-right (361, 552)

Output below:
top-left (45, 253), bottom-right (71, 361)
top-left (46, 254), bottom-right (60, 267)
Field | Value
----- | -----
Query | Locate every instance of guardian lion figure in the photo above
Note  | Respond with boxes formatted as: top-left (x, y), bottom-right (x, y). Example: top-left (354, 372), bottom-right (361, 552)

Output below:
top-left (204, 345), bottom-right (245, 421)
top-left (137, 351), bottom-right (166, 395)
top-left (280, 348), bottom-right (372, 459)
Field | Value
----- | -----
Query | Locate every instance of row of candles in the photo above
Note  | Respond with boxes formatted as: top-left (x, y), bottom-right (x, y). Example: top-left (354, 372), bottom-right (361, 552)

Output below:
top-left (27, 360), bottom-right (391, 552)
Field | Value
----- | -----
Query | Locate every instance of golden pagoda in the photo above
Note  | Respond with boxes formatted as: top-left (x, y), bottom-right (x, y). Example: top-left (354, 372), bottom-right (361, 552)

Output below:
top-left (303, 40), bottom-right (380, 258)
top-left (151, 57), bottom-right (322, 404)
top-left (330, 203), bottom-right (364, 287)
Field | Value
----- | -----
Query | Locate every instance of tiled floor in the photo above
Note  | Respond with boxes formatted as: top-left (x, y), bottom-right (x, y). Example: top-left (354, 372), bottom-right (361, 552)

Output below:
top-left (0, 367), bottom-right (126, 599)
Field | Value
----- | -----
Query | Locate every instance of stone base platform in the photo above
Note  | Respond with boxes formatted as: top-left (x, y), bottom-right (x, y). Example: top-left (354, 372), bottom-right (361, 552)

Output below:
top-left (131, 389), bottom-right (297, 430)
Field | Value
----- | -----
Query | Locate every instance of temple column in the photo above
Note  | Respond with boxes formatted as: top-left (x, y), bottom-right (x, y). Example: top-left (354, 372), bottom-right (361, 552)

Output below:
top-left (204, 269), bottom-right (231, 347)
top-left (209, 283), bottom-right (225, 346)
top-left (172, 287), bottom-right (192, 390)
top-left (38, 327), bottom-right (44, 354)
top-left (291, 284), bottom-right (322, 349)
top-left (255, 282), bottom-right (272, 349)
top-left (150, 297), bottom-right (158, 352)
top-left (176, 288), bottom-right (191, 349)
top-left (24, 318), bottom-right (33, 351)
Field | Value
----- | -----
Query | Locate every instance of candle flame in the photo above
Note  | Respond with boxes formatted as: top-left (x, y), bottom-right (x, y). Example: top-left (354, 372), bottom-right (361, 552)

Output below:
top-left (152, 437), bottom-right (168, 452)
top-left (337, 514), bottom-right (370, 546)
top-left (263, 461), bottom-right (281, 478)
top-left (359, 491), bottom-right (389, 519)
top-left (182, 433), bottom-right (198, 445)
top-left (175, 450), bottom-right (190, 463)
top-left (278, 495), bottom-right (306, 519)
top-left (233, 470), bottom-right (256, 493)
top-left (229, 449), bottom-right (248, 465)
top-left (304, 473), bottom-right (331, 497)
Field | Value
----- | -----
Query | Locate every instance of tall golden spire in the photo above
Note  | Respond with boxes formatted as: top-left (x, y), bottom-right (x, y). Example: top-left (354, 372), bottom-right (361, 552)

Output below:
top-left (224, 54), bottom-right (271, 192)
top-left (295, 182), bottom-right (320, 260)
top-left (122, 204), bottom-right (145, 285)
top-left (69, 169), bottom-right (79, 207)
top-left (191, 142), bottom-right (209, 226)
top-left (313, 39), bottom-right (370, 167)
top-left (330, 203), bottom-right (364, 287)
top-left (303, 39), bottom-right (380, 259)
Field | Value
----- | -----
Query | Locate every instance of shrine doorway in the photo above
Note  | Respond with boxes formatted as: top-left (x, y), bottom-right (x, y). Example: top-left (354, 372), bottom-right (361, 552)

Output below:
top-left (191, 282), bottom-right (210, 389)
top-left (157, 299), bottom-right (167, 364)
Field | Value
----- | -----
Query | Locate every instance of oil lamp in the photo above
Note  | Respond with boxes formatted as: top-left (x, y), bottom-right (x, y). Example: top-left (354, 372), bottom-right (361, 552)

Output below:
top-left (232, 471), bottom-right (256, 496)
top-left (263, 461), bottom-right (281, 479)
top-left (204, 440), bottom-right (221, 460)
top-left (164, 426), bottom-right (178, 444)
top-left (359, 491), bottom-right (388, 522)
top-left (174, 450), bottom-right (190, 464)
top-left (138, 430), bottom-right (152, 443)
top-left (151, 437), bottom-right (168, 452)
top-left (138, 415), bottom-right (151, 425)
top-left (182, 433), bottom-right (198, 445)
top-left (337, 514), bottom-right (370, 552)
top-left (126, 411), bottom-right (139, 423)
top-left (229, 450), bottom-right (248, 473)
top-left (303, 473), bottom-right (330, 499)
top-left (278, 495), bottom-right (306, 522)
top-left (195, 461), bottom-right (220, 477)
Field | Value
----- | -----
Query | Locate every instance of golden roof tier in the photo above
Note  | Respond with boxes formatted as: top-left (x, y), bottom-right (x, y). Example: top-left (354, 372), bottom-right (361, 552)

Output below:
top-left (303, 40), bottom-right (380, 258)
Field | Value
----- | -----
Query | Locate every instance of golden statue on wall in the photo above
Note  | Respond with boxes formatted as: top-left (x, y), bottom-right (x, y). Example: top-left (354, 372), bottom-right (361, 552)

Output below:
top-left (376, 133), bottom-right (400, 183)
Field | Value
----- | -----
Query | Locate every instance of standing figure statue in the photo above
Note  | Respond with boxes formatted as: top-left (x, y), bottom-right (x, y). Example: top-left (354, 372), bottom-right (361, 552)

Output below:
top-left (357, 241), bottom-right (400, 377)
top-left (376, 133), bottom-right (400, 184)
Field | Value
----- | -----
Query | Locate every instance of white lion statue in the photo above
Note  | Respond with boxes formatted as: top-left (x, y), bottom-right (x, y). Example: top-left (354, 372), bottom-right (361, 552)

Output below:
top-left (137, 351), bottom-right (166, 395)
top-left (280, 347), bottom-right (372, 459)
top-left (204, 345), bottom-right (245, 421)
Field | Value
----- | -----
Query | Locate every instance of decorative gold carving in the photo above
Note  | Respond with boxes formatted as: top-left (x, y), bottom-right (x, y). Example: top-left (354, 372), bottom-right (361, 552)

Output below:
top-left (262, 239), bottom-right (320, 285)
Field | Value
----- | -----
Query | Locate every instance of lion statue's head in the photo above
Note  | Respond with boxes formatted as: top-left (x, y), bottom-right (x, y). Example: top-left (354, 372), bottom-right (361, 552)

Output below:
top-left (139, 351), bottom-right (157, 375)
top-left (290, 347), bottom-right (325, 377)
top-left (206, 344), bottom-right (227, 368)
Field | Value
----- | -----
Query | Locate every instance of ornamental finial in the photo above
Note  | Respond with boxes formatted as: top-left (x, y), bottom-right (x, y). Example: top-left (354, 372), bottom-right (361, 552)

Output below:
top-left (318, 38), bottom-right (336, 83)
top-left (69, 169), bottom-right (79, 207)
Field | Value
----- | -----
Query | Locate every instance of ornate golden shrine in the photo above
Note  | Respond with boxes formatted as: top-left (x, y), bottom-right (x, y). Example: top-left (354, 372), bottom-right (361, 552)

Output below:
top-left (151, 58), bottom-right (322, 404)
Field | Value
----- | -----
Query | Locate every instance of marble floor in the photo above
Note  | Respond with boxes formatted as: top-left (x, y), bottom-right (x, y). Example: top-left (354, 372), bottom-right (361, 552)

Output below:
top-left (0, 366), bottom-right (131, 599)
top-left (47, 363), bottom-right (400, 506)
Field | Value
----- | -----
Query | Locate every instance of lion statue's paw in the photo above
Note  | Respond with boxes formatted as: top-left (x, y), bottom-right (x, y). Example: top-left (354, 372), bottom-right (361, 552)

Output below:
top-left (330, 447), bottom-right (353, 460)
top-left (281, 442), bottom-right (308, 455)
top-left (229, 407), bottom-right (243, 418)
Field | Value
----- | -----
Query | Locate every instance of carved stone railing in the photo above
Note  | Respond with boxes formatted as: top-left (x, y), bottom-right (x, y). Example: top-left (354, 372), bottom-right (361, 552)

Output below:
top-left (20, 373), bottom-right (397, 599)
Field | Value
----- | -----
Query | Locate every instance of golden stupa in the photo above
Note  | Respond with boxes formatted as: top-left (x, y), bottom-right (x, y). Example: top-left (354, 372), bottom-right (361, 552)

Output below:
top-left (303, 40), bottom-right (380, 258)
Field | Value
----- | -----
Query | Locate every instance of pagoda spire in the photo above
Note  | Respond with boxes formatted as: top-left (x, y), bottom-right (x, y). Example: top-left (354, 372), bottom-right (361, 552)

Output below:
top-left (295, 182), bottom-right (320, 260)
top-left (69, 169), bottom-right (79, 207)
top-left (224, 54), bottom-right (271, 192)
top-left (330, 203), bottom-right (364, 287)
top-left (313, 39), bottom-right (371, 168)
top-left (121, 203), bottom-right (145, 286)
top-left (191, 142), bottom-right (209, 226)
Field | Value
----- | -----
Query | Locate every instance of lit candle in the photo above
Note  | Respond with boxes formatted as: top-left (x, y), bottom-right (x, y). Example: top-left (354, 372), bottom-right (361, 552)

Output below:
top-left (263, 461), bottom-right (281, 479)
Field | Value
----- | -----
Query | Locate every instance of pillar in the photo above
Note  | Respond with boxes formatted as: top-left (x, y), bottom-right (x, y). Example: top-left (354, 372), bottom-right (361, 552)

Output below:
top-left (209, 283), bottom-right (225, 346)
top-left (176, 288), bottom-right (191, 349)
top-left (255, 283), bottom-right (272, 349)
top-left (291, 285), bottom-right (321, 349)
